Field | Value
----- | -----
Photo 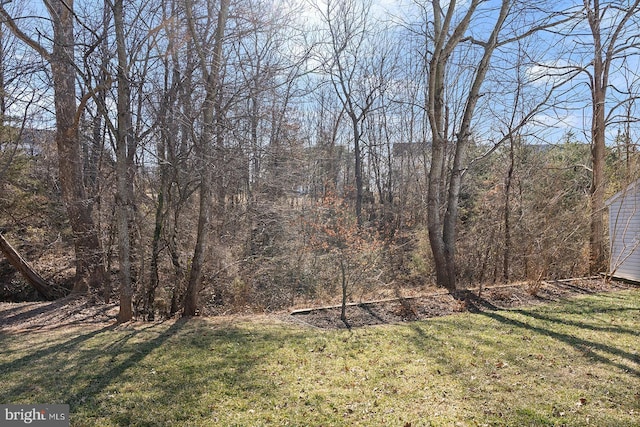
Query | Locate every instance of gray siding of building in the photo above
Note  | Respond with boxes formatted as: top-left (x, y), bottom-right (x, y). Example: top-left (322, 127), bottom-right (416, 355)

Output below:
top-left (608, 183), bottom-right (640, 282)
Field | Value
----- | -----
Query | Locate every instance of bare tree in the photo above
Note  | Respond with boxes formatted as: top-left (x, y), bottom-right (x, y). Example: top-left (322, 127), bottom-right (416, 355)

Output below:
top-left (423, 0), bottom-right (573, 291)
top-left (183, 0), bottom-right (231, 316)
top-left (0, 0), bottom-right (108, 294)
top-left (425, 0), bottom-right (510, 292)
top-left (112, 0), bottom-right (136, 321)
top-left (145, 0), bottom-right (196, 320)
top-left (581, 0), bottom-right (640, 273)
top-left (314, 0), bottom-right (390, 225)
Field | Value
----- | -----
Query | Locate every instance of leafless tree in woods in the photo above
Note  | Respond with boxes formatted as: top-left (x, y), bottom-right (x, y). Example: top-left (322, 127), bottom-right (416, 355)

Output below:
top-left (73, 0), bottom-right (157, 320)
top-left (314, 0), bottom-right (392, 225)
top-left (145, 0), bottom-right (198, 320)
top-left (0, 6), bottom-right (62, 298)
top-left (0, 0), bottom-right (108, 294)
top-left (581, 0), bottom-right (640, 273)
top-left (2, 0), bottom-right (636, 313)
top-left (112, 0), bottom-right (137, 321)
top-left (423, 0), bottom-right (574, 292)
top-left (183, 0), bottom-right (230, 316)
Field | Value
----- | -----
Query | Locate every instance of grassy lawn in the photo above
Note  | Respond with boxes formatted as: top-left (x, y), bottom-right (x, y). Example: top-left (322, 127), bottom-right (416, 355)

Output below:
top-left (1, 289), bottom-right (639, 426)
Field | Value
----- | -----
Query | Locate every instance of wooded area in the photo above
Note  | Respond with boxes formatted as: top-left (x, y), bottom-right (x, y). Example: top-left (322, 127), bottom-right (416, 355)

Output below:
top-left (0, 0), bottom-right (638, 322)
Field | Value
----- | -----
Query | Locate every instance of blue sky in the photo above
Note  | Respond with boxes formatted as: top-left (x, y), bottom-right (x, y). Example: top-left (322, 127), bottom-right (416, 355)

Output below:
top-left (5, 0), bottom-right (640, 149)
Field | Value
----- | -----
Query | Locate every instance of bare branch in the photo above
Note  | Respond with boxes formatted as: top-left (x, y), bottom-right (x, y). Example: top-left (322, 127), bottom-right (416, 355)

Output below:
top-left (0, 6), bottom-right (50, 62)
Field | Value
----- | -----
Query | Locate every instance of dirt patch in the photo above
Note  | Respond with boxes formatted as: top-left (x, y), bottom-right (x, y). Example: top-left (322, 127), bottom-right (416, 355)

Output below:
top-left (290, 277), bottom-right (637, 329)
top-left (0, 295), bottom-right (119, 333)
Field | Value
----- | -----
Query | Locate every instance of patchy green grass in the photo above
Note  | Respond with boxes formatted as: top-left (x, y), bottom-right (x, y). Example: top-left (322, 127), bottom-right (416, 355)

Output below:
top-left (1, 290), bottom-right (639, 426)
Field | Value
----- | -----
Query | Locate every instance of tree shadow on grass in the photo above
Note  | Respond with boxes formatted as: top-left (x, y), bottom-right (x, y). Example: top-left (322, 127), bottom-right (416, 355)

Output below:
top-left (0, 304), bottom-right (47, 319)
top-left (0, 326), bottom-right (115, 405)
top-left (478, 309), bottom-right (640, 377)
top-left (358, 303), bottom-right (387, 324)
top-left (0, 301), bottom-right (65, 326)
top-left (0, 324), bottom-right (115, 375)
top-left (0, 320), bottom-right (183, 408)
top-left (510, 304), bottom-right (640, 336)
top-left (1, 316), bottom-right (310, 426)
top-left (402, 294), bottom-right (640, 427)
top-left (0, 296), bottom-right (117, 332)
top-left (96, 322), bottom-right (310, 426)
top-left (63, 319), bottom-right (188, 410)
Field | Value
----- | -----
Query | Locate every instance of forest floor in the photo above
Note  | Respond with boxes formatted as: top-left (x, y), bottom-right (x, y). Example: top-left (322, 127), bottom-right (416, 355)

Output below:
top-left (0, 294), bottom-right (119, 332)
top-left (0, 276), bottom-right (635, 332)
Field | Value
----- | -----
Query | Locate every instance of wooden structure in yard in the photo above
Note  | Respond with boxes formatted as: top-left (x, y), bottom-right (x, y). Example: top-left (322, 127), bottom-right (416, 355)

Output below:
top-left (606, 179), bottom-right (640, 282)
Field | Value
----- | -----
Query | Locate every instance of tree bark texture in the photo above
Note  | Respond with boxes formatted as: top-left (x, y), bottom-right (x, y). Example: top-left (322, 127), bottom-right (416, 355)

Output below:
top-left (426, 0), bottom-right (479, 292)
top-left (0, 233), bottom-right (59, 300)
top-left (114, 0), bottom-right (135, 322)
top-left (46, 0), bottom-right (107, 294)
top-left (587, 0), bottom-right (606, 274)
top-left (351, 114), bottom-right (363, 226)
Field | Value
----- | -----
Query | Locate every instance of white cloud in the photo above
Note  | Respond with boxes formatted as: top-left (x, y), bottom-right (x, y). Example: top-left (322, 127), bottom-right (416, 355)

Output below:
top-left (526, 60), bottom-right (582, 87)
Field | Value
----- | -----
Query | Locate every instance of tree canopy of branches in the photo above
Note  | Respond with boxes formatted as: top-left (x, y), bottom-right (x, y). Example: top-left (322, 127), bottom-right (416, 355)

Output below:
top-left (0, 0), bottom-right (638, 318)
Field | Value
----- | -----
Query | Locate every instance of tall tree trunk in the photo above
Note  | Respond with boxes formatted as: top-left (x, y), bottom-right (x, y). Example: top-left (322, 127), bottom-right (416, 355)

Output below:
top-left (584, 0), bottom-right (640, 273)
top-left (183, 0), bottom-right (230, 317)
top-left (425, 0), bottom-right (468, 293)
top-left (351, 114), bottom-right (363, 226)
top-left (427, 135), bottom-right (454, 290)
top-left (0, 23), bottom-right (5, 125)
top-left (590, 89), bottom-right (607, 273)
top-left (586, 1), bottom-right (607, 274)
top-left (503, 137), bottom-right (515, 281)
top-left (114, 0), bottom-right (134, 322)
top-left (183, 165), bottom-right (212, 317)
top-left (147, 186), bottom-right (164, 321)
top-left (1, 1), bottom-right (107, 294)
top-left (147, 11), bottom-right (178, 319)
top-left (46, 0), bottom-right (107, 294)
top-left (425, 0), bottom-right (507, 293)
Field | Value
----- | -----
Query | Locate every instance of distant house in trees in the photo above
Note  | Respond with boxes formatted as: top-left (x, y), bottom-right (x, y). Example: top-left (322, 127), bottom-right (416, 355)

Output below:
top-left (607, 179), bottom-right (640, 282)
top-left (392, 140), bottom-right (431, 158)
top-left (14, 128), bottom-right (55, 157)
top-left (391, 140), bottom-right (430, 177)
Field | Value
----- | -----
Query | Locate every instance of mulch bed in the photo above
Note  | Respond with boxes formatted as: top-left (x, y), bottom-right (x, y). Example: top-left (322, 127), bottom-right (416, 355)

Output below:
top-left (290, 277), bottom-right (637, 329)
top-left (0, 277), bottom-right (636, 332)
